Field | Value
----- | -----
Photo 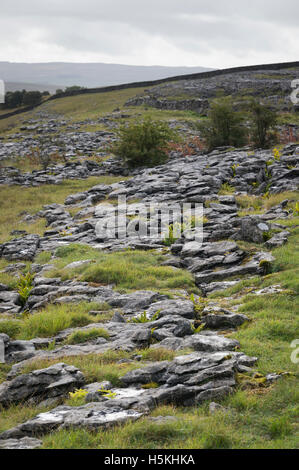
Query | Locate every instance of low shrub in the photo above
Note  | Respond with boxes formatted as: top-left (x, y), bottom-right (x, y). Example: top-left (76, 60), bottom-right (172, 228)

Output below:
top-left (198, 97), bottom-right (247, 150)
top-left (112, 117), bottom-right (179, 168)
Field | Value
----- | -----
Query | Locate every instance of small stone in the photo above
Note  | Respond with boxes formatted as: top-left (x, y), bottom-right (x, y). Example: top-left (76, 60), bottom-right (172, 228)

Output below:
top-left (209, 402), bottom-right (227, 415)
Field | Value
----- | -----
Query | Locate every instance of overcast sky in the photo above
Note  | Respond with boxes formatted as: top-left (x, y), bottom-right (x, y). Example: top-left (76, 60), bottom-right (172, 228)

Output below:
top-left (1, 0), bottom-right (298, 68)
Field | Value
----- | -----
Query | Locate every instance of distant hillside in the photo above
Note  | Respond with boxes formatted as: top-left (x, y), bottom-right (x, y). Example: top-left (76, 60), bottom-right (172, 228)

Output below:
top-left (0, 62), bottom-right (214, 90)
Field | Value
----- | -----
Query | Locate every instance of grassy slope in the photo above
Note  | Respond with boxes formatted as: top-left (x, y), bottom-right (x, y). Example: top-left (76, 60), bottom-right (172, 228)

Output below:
top-left (0, 197), bottom-right (297, 448)
top-left (41, 221), bottom-right (299, 449)
top-left (0, 86), bottom-right (202, 137)
top-left (0, 176), bottom-right (127, 245)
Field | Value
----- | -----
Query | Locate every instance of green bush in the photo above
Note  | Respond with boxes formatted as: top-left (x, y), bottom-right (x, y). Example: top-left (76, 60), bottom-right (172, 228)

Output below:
top-left (112, 117), bottom-right (179, 168)
top-left (250, 100), bottom-right (277, 148)
top-left (198, 97), bottom-right (247, 150)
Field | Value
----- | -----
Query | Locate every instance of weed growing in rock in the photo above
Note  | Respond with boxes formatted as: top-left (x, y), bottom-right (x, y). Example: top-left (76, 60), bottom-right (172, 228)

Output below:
top-left (17, 272), bottom-right (34, 306)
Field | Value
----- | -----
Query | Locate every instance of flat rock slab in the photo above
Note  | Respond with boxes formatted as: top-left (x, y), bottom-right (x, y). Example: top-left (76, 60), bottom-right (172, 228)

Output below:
top-left (0, 362), bottom-right (85, 406)
top-left (0, 235), bottom-right (40, 261)
top-left (0, 437), bottom-right (42, 449)
top-left (121, 350), bottom-right (256, 388)
top-left (0, 404), bottom-right (143, 440)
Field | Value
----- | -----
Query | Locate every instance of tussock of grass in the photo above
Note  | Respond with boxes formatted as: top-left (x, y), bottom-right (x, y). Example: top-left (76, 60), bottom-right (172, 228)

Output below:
top-left (141, 348), bottom-right (175, 362)
top-left (6, 303), bottom-right (109, 340)
top-left (35, 251), bottom-right (52, 264)
top-left (0, 404), bottom-right (52, 434)
top-left (0, 319), bottom-right (22, 339)
top-left (267, 416), bottom-right (293, 439)
top-left (64, 328), bottom-right (110, 345)
top-left (218, 183), bottom-right (235, 195)
top-left (0, 364), bottom-right (11, 385)
top-left (50, 244), bottom-right (195, 292)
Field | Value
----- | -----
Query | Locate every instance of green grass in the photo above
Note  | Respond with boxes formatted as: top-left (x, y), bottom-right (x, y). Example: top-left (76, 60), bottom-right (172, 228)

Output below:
top-left (49, 244), bottom-right (196, 292)
top-left (0, 319), bottom-right (22, 338)
top-left (0, 177), bottom-right (128, 244)
top-left (0, 259), bottom-right (25, 289)
top-left (1, 227), bottom-right (298, 448)
top-left (39, 222), bottom-right (299, 449)
top-left (64, 328), bottom-right (110, 344)
top-left (0, 303), bottom-right (112, 341)
top-left (218, 183), bottom-right (236, 195)
top-left (0, 404), bottom-right (52, 434)
top-left (35, 251), bottom-right (52, 264)
top-left (236, 191), bottom-right (299, 216)
top-left (140, 348), bottom-right (175, 362)
top-left (40, 376), bottom-right (298, 449)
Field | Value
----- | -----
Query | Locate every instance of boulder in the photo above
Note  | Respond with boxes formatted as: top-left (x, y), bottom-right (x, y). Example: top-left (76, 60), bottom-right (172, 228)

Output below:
top-left (0, 363), bottom-right (85, 406)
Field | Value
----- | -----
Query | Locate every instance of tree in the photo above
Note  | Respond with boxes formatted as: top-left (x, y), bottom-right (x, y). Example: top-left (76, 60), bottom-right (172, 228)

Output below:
top-left (22, 91), bottom-right (42, 107)
top-left (198, 97), bottom-right (247, 150)
top-left (4, 90), bottom-right (23, 108)
top-left (112, 117), bottom-right (179, 168)
top-left (250, 101), bottom-right (277, 148)
top-left (30, 136), bottom-right (53, 170)
top-left (65, 86), bottom-right (85, 94)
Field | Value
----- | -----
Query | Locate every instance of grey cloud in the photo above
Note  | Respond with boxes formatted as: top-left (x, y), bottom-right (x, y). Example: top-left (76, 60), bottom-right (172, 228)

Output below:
top-left (0, 0), bottom-right (298, 66)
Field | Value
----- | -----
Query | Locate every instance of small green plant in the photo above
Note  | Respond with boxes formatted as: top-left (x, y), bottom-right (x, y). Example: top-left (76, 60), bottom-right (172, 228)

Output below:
top-left (187, 215), bottom-right (209, 229)
top-left (191, 322), bottom-right (206, 334)
top-left (272, 147), bottom-right (281, 161)
top-left (190, 293), bottom-right (206, 317)
top-left (163, 222), bottom-right (186, 246)
top-left (259, 259), bottom-right (273, 275)
top-left (47, 340), bottom-right (56, 351)
top-left (231, 163), bottom-right (239, 177)
top-left (69, 388), bottom-right (88, 400)
top-left (98, 387), bottom-right (117, 399)
top-left (132, 310), bottom-right (160, 323)
top-left (17, 272), bottom-right (34, 306)
top-left (141, 382), bottom-right (159, 389)
top-left (219, 183), bottom-right (235, 195)
top-left (131, 311), bottom-right (150, 323)
top-left (262, 230), bottom-right (274, 242)
top-left (294, 201), bottom-right (299, 216)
